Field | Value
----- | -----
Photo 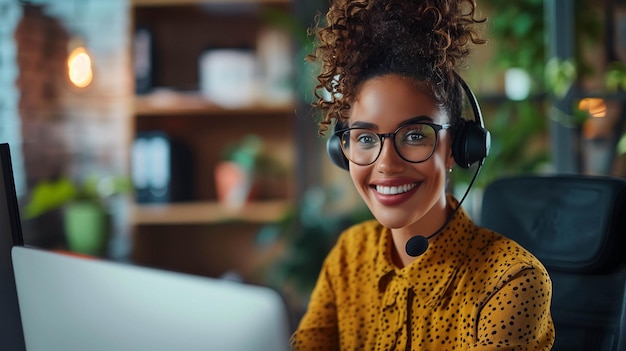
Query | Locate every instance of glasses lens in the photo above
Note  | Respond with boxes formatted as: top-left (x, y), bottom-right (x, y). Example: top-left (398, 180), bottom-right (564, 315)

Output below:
top-left (340, 129), bottom-right (381, 165)
top-left (394, 124), bottom-right (437, 162)
top-left (339, 123), bottom-right (439, 165)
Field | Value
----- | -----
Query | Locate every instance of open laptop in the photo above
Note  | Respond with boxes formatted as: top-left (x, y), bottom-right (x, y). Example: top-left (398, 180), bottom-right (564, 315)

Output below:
top-left (1, 143), bottom-right (292, 351)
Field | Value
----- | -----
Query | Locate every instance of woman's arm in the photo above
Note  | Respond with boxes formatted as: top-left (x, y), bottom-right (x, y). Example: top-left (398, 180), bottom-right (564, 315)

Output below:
top-left (290, 259), bottom-right (340, 351)
top-left (472, 267), bottom-right (555, 350)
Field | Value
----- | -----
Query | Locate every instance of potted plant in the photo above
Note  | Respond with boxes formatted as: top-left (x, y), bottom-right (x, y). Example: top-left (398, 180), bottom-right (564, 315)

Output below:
top-left (214, 134), bottom-right (287, 209)
top-left (24, 174), bottom-right (131, 256)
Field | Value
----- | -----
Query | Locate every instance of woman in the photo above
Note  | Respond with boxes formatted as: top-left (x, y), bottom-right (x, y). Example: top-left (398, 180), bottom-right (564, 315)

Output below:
top-left (290, 0), bottom-right (555, 350)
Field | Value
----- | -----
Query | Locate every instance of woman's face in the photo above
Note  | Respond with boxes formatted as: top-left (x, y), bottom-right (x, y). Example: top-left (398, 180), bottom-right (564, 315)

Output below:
top-left (348, 74), bottom-right (455, 235)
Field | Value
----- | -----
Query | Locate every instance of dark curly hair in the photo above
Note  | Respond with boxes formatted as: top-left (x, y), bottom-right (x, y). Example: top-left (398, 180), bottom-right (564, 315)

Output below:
top-left (308, 0), bottom-right (487, 135)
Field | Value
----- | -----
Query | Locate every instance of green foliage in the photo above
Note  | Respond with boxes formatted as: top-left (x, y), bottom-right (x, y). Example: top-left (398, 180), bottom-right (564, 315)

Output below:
top-left (484, 0), bottom-right (601, 88)
top-left (221, 135), bottom-right (263, 172)
top-left (221, 134), bottom-right (286, 177)
top-left (261, 7), bottom-right (309, 46)
top-left (545, 58), bottom-right (577, 99)
top-left (487, 0), bottom-right (547, 82)
top-left (24, 175), bottom-right (131, 219)
top-left (606, 62), bottom-right (626, 92)
top-left (466, 0), bottom-right (603, 185)
top-left (463, 101), bottom-right (550, 188)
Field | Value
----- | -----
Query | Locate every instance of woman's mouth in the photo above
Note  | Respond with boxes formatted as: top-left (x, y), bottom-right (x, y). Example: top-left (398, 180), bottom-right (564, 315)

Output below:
top-left (375, 182), bottom-right (418, 195)
top-left (371, 182), bottom-right (420, 206)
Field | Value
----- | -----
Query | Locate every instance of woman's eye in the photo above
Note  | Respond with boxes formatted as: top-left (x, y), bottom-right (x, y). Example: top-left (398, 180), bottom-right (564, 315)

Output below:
top-left (402, 130), bottom-right (426, 144)
top-left (355, 132), bottom-right (378, 147)
top-left (405, 132), bottom-right (424, 141)
top-left (400, 125), bottom-right (435, 145)
top-left (357, 135), bottom-right (374, 144)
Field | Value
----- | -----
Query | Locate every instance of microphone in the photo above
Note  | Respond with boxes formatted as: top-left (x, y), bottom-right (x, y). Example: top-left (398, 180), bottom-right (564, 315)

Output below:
top-left (405, 161), bottom-right (483, 257)
top-left (405, 201), bottom-right (463, 256)
top-left (405, 235), bottom-right (430, 257)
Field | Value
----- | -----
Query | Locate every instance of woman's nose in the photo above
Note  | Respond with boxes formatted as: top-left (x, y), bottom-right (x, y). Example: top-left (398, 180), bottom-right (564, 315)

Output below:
top-left (376, 138), bottom-right (405, 174)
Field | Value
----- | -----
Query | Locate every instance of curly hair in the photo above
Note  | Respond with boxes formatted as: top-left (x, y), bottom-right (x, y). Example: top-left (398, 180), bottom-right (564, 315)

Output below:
top-left (308, 0), bottom-right (487, 135)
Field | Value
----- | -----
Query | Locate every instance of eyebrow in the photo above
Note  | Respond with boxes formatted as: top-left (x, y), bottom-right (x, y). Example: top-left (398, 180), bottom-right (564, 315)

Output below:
top-left (350, 115), bottom-right (433, 130)
top-left (398, 115), bottom-right (434, 127)
top-left (350, 121), bottom-right (378, 129)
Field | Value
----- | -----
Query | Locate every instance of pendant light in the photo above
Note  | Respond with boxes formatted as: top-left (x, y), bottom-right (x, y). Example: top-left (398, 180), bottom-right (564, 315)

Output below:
top-left (67, 38), bottom-right (93, 88)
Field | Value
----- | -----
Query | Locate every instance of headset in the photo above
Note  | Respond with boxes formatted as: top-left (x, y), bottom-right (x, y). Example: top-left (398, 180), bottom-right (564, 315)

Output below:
top-left (326, 73), bottom-right (491, 171)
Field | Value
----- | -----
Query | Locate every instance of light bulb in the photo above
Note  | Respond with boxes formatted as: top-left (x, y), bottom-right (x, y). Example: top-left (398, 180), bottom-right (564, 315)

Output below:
top-left (67, 45), bottom-right (93, 88)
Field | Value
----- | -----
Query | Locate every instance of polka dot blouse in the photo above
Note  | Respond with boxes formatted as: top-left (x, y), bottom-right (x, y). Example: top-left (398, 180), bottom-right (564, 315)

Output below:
top-left (290, 196), bottom-right (555, 350)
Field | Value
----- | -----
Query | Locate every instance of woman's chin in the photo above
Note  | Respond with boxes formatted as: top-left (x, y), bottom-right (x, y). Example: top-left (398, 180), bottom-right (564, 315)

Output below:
top-left (369, 209), bottom-right (418, 231)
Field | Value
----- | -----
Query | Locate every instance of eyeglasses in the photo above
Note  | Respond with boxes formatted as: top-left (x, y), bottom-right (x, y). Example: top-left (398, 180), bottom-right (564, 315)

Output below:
top-left (335, 122), bottom-right (452, 166)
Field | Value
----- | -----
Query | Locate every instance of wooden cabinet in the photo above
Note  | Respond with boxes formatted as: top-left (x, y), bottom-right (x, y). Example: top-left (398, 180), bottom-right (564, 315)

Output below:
top-left (128, 0), bottom-right (296, 282)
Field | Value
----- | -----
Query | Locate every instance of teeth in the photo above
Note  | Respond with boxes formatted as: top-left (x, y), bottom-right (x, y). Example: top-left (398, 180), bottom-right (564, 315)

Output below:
top-left (376, 183), bottom-right (416, 195)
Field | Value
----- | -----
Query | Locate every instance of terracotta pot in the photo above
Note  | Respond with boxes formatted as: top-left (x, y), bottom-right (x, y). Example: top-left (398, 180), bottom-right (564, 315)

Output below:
top-left (214, 161), bottom-right (257, 208)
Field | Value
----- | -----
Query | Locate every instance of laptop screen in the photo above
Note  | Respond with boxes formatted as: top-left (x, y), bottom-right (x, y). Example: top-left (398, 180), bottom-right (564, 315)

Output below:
top-left (12, 246), bottom-right (292, 351)
top-left (0, 143), bottom-right (26, 351)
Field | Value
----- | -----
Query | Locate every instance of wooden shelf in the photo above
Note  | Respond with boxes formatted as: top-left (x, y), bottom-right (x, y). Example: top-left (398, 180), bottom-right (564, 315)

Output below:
top-left (128, 0), bottom-right (297, 280)
top-left (134, 92), bottom-right (294, 116)
top-left (132, 200), bottom-right (293, 225)
top-left (132, 0), bottom-right (290, 6)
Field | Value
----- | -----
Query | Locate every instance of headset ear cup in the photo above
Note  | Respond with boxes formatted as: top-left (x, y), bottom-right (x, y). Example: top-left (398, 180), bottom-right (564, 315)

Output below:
top-left (326, 124), bottom-right (350, 171)
top-left (452, 120), bottom-right (490, 169)
top-left (452, 119), bottom-right (468, 168)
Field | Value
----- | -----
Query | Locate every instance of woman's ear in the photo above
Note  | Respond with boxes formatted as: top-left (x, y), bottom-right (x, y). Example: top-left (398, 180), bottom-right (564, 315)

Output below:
top-left (447, 117), bottom-right (461, 170)
top-left (446, 139), bottom-right (456, 169)
top-left (447, 148), bottom-right (456, 170)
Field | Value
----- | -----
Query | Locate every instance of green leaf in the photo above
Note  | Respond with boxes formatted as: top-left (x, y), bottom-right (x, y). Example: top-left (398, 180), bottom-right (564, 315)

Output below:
top-left (24, 178), bottom-right (78, 219)
top-left (606, 62), bottom-right (626, 92)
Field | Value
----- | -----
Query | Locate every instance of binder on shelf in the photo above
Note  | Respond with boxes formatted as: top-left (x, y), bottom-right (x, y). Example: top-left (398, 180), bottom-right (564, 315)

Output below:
top-left (133, 26), bottom-right (157, 95)
top-left (132, 131), bottom-right (193, 204)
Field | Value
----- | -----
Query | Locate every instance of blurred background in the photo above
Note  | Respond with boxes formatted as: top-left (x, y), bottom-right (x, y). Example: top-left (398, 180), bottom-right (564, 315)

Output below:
top-left (1, 0), bottom-right (625, 321)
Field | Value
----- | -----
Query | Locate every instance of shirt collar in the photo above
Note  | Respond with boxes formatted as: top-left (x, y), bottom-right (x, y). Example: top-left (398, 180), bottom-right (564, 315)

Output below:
top-left (374, 195), bottom-right (476, 306)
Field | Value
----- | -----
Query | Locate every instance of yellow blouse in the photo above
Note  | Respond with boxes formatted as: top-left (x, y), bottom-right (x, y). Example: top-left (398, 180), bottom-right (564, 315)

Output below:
top-left (291, 198), bottom-right (555, 351)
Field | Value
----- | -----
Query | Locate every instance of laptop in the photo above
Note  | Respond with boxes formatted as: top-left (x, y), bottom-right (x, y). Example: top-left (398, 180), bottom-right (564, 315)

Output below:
top-left (1, 144), bottom-right (292, 351)
top-left (11, 246), bottom-right (292, 351)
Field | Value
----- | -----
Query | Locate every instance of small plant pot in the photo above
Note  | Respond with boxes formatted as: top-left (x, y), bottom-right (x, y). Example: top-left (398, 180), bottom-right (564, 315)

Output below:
top-left (63, 201), bottom-right (110, 257)
top-left (214, 161), bottom-right (258, 209)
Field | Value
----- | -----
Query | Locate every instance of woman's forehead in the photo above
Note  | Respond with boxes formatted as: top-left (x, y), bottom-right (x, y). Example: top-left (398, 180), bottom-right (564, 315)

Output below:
top-left (349, 75), bottom-right (448, 127)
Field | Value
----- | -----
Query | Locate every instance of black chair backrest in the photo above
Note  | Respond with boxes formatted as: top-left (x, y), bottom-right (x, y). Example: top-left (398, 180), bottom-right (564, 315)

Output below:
top-left (481, 174), bottom-right (626, 351)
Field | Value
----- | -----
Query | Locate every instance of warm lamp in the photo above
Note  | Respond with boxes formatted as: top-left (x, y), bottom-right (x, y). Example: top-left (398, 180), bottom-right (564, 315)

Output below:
top-left (67, 38), bottom-right (93, 88)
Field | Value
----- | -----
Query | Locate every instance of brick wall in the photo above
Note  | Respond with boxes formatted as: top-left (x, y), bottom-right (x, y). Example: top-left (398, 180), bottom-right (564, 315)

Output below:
top-left (0, 1), bottom-right (26, 195)
top-left (16, 4), bottom-right (70, 185)
top-left (9, 0), bottom-right (132, 258)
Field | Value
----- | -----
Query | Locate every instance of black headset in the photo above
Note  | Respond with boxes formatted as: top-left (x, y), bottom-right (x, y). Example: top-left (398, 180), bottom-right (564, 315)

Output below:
top-left (326, 73), bottom-right (491, 170)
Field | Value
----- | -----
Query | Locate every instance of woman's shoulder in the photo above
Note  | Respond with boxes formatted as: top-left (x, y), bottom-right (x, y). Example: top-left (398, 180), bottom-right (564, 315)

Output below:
top-left (467, 226), bottom-right (551, 284)
top-left (326, 219), bottom-right (386, 263)
top-left (332, 219), bottom-right (384, 248)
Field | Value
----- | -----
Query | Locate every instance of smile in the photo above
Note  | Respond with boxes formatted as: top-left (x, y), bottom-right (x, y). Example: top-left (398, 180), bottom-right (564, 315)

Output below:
top-left (375, 183), bottom-right (417, 195)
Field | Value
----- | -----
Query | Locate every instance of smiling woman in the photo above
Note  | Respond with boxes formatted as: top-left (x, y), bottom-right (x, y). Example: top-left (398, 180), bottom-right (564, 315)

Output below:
top-left (290, 0), bottom-right (555, 350)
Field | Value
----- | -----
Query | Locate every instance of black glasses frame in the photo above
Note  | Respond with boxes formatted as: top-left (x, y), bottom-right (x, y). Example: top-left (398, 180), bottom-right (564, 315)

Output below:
top-left (334, 122), bottom-right (452, 166)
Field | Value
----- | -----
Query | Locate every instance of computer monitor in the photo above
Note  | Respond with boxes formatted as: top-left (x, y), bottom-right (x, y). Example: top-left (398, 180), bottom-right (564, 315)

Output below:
top-left (0, 143), bottom-right (26, 351)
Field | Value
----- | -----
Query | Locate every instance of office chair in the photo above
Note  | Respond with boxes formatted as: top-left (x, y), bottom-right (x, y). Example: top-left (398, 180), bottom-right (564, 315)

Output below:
top-left (480, 174), bottom-right (626, 351)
